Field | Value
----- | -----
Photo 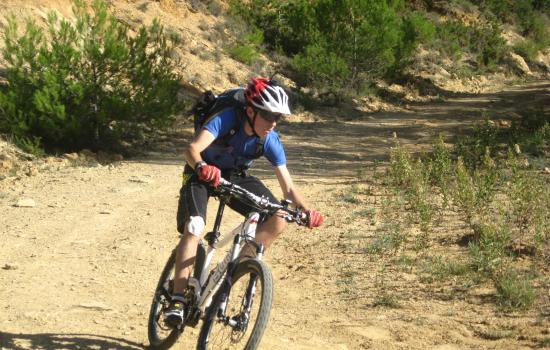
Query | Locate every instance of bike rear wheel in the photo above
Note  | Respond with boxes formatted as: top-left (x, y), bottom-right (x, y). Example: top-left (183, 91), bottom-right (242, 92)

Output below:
top-left (147, 249), bottom-right (181, 350)
top-left (197, 259), bottom-right (273, 350)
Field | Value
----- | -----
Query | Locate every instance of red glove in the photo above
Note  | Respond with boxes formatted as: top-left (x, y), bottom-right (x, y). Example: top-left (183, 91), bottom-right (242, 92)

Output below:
top-left (306, 209), bottom-right (324, 229)
top-left (197, 163), bottom-right (221, 188)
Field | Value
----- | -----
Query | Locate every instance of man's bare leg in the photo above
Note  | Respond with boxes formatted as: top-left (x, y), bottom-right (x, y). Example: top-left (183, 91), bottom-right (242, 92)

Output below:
top-left (173, 231), bottom-right (199, 294)
top-left (240, 212), bottom-right (287, 259)
top-left (164, 223), bottom-right (201, 327)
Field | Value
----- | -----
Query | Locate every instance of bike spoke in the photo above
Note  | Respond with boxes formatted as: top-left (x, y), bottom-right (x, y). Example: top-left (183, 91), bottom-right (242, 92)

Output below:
top-left (207, 273), bottom-right (263, 349)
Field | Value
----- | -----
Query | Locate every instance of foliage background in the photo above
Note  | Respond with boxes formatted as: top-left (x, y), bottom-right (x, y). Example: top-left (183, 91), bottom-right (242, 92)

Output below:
top-left (0, 0), bottom-right (182, 153)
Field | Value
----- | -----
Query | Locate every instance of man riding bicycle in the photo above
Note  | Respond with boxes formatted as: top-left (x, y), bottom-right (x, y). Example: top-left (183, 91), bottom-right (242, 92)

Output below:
top-left (165, 77), bottom-right (324, 327)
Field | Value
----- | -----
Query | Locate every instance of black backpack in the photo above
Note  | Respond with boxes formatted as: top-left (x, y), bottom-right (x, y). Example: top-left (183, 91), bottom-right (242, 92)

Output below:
top-left (191, 88), bottom-right (265, 160)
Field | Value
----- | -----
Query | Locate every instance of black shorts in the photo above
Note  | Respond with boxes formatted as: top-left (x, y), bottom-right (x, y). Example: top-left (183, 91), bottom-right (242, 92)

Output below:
top-left (176, 165), bottom-right (279, 234)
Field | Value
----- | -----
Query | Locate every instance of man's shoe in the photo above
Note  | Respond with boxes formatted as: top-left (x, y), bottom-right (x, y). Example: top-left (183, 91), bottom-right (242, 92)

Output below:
top-left (164, 295), bottom-right (186, 328)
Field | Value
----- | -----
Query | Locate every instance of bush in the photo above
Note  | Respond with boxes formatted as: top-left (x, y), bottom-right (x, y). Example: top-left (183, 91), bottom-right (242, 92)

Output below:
top-left (379, 127), bottom-right (547, 310)
top-left (231, 0), bottom-right (432, 94)
top-left (366, 225), bottom-right (406, 255)
top-left (513, 39), bottom-right (542, 62)
top-left (227, 44), bottom-right (259, 65)
top-left (391, 10), bottom-right (436, 75)
top-left (453, 150), bottom-right (500, 223)
top-left (468, 223), bottom-right (510, 276)
top-left (454, 119), bottom-right (499, 169)
top-left (226, 27), bottom-right (263, 65)
top-left (431, 18), bottom-right (508, 70)
top-left (426, 136), bottom-right (453, 205)
top-left (455, 112), bottom-right (550, 162)
top-left (388, 143), bottom-right (414, 187)
top-left (291, 44), bottom-right (351, 94)
top-left (420, 255), bottom-right (470, 282)
top-left (505, 153), bottom-right (550, 253)
top-left (387, 143), bottom-right (436, 245)
top-left (0, 0), bottom-right (182, 152)
top-left (495, 270), bottom-right (535, 310)
top-left (479, 0), bottom-right (550, 56)
top-left (513, 14), bottom-right (550, 61)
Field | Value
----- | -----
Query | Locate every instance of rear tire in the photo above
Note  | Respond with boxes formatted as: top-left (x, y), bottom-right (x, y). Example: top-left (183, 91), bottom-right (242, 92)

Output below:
top-left (197, 259), bottom-right (273, 350)
top-left (147, 250), bottom-right (181, 350)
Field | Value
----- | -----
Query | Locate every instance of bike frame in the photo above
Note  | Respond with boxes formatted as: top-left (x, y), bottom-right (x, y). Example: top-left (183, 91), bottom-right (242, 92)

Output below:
top-left (186, 198), bottom-right (263, 315)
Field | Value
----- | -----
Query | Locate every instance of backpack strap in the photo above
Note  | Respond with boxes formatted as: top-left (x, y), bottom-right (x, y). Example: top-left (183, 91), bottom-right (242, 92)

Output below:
top-left (199, 104), bottom-right (266, 165)
top-left (211, 107), bottom-right (266, 160)
top-left (207, 107), bottom-right (240, 147)
top-left (255, 135), bottom-right (266, 159)
top-left (236, 108), bottom-right (265, 159)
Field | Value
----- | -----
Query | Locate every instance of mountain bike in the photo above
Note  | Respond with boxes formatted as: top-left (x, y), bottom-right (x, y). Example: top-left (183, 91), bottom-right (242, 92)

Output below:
top-left (147, 178), bottom-right (308, 350)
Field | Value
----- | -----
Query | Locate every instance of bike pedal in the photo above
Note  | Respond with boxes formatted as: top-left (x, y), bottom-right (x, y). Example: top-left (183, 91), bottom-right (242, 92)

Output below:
top-left (185, 309), bottom-right (201, 327)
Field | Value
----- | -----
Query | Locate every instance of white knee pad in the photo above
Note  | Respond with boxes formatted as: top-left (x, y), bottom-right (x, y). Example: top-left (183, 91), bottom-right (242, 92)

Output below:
top-left (187, 216), bottom-right (205, 237)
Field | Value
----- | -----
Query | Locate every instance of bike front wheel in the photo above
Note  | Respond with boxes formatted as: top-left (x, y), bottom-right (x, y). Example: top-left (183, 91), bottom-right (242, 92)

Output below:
top-left (197, 259), bottom-right (273, 350)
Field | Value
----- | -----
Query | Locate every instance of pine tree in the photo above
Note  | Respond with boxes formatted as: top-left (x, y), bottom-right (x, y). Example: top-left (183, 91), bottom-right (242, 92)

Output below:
top-left (0, 0), bottom-right (182, 152)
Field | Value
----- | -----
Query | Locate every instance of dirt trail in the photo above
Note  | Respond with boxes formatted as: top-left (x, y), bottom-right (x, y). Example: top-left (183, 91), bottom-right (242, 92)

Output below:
top-left (1, 81), bottom-right (549, 350)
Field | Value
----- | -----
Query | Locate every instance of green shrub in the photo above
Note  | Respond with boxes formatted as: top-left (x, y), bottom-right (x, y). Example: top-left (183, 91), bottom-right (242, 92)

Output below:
top-left (0, 0), bottom-right (182, 152)
top-left (511, 110), bottom-right (550, 155)
top-left (454, 119), bottom-right (499, 169)
top-left (421, 255), bottom-right (470, 282)
top-left (366, 225), bottom-right (406, 255)
top-left (513, 39), bottom-right (541, 61)
top-left (495, 270), bottom-right (535, 310)
top-left (432, 20), bottom-right (465, 60)
top-left (388, 10), bottom-right (436, 77)
top-left (378, 122), bottom-right (546, 310)
top-left (388, 144), bottom-right (435, 240)
top-left (432, 18), bottom-right (507, 70)
top-left (10, 135), bottom-right (45, 157)
top-left (414, 196), bottom-right (434, 239)
top-left (426, 135), bottom-right (453, 205)
top-left (505, 153), bottom-right (550, 253)
top-left (291, 43), bottom-right (351, 93)
top-left (455, 112), bottom-right (550, 163)
top-left (480, 0), bottom-right (550, 49)
top-left (468, 223), bottom-right (510, 276)
top-left (389, 143), bottom-right (414, 187)
top-left (372, 292), bottom-right (400, 308)
top-left (227, 44), bottom-right (259, 65)
top-left (527, 122), bottom-right (550, 155)
top-left (452, 154), bottom-right (500, 222)
top-left (231, 0), bottom-right (431, 94)
top-left (224, 20), bottom-right (264, 66)
top-left (453, 157), bottom-right (477, 218)
top-left (476, 20), bottom-right (508, 69)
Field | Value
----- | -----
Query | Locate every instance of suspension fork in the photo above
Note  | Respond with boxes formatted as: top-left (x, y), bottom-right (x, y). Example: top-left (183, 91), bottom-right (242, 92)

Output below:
top-left (243, 274), bottom-right (258, 313)
top-left (242, 241), bottom-right (264, 313)
top-left (218, 242), bottom-right (264, 328)
top-left (216, 233), bottom-right (243, 319)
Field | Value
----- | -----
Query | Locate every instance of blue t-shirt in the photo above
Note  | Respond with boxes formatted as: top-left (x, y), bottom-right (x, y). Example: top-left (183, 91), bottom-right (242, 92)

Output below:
top-left (201, 108), bottom-right (286, 170)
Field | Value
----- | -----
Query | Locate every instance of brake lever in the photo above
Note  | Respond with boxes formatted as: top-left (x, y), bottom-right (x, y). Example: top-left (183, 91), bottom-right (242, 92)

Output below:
top-left (296, 210), bottom-right (308, 227)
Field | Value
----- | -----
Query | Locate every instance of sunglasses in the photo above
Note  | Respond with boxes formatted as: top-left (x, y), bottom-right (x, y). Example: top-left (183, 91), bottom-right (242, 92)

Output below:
top-left (258, 110), bottom-right (282, 122)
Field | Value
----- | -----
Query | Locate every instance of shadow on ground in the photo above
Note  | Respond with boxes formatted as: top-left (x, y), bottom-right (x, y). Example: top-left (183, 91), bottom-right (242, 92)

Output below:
top-left (0, 332), bottom-right (144, 350)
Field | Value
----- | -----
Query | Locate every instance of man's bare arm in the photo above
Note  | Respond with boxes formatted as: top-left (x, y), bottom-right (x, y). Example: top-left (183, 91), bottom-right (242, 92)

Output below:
top-left (184, 129), bottom-right (216, 169)
top-left (274, 165), bottom-right (309, 210)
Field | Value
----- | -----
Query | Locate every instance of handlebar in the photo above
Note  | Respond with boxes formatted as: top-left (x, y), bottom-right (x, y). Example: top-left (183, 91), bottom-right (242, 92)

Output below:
top-left (216, 178), bottom-right (308, 226)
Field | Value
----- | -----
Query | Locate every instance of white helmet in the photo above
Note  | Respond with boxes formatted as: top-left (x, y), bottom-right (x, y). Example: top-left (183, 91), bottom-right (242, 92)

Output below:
top-left (244, 77), bottom-right (291, 116)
